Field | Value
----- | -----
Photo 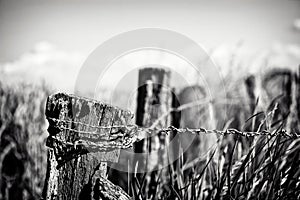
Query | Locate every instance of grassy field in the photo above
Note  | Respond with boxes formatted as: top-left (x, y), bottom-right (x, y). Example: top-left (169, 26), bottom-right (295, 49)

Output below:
top-left (0, 67), bottom-right (299, 200)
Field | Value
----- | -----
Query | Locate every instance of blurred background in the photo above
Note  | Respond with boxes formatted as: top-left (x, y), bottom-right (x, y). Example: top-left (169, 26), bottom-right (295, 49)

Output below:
top-left (0, 0), bottom-right (300, 199)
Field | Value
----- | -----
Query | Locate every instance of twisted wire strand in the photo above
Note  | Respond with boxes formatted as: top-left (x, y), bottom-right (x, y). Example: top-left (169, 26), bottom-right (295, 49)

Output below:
top-left (46, 117), bottom-right (298, 151)
top-left (46, 94), bottom-right (298, 152)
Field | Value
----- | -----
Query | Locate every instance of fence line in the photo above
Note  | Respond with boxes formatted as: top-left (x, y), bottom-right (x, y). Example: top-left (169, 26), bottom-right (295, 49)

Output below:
top-left (46, 116), bottom-right (298, 152)
top-left (46, 90), bottom-right (299, 155)
top-left (45, 91), bottom-right (299, 170)
top-left (42, 66), bottom-right (300, 199)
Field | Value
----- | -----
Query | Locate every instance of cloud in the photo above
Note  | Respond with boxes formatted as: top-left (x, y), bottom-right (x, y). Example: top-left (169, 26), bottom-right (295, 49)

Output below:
top-left (294, 19), bottom-right (300, 31)
top-left (1, 41), bottom-right (299, 95)
top-left (1, 41), bottom-right (85, 92)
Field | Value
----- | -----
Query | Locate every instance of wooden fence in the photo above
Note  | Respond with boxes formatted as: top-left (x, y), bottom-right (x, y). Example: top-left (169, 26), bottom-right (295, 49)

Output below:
top-left (42, 67), bottom-right (300, 200)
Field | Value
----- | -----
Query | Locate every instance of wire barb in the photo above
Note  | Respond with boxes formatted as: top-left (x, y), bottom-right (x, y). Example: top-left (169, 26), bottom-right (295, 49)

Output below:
top-left (46, 117), bottom-right (299, 153)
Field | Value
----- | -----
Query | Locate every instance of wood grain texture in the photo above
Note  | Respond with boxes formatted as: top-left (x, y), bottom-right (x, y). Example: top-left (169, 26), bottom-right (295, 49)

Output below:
top-left (42, 93), bottom-right (133, 200)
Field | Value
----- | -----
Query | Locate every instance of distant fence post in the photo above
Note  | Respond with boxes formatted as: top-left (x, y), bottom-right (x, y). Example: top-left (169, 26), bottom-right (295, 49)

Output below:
top-left (170, 88), bottom-right (181, 170)
top-left (298, 66), bottom-right (300, 133)
top-left (42, 93), bottom-right (132, 200)
top-left (133, 67), bottom-right (172, 198)
top-left (288, 66), bottom-right (300, 134)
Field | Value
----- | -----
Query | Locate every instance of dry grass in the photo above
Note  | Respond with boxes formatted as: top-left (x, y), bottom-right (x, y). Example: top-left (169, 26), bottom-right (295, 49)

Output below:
top-left (129, 114), bottom-right (300, 200)
top-left (0, 67), bottom-right (299, 200)
top-left (0, 81), bottom-right (51, 200)
top-left (129, 68), bottom-right (300, 200)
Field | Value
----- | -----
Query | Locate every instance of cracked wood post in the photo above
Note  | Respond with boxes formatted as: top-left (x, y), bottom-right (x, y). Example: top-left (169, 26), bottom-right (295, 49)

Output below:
top-left (133, 67), bottom-right (172, 198)
top-left (42, 93), bottom-right (132, 200)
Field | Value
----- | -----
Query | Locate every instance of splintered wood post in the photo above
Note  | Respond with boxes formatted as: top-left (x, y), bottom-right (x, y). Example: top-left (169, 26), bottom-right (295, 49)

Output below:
top-left (133, 67), bottom-right (172, 198)
top-left (42, 93), bottom-right (132, 200)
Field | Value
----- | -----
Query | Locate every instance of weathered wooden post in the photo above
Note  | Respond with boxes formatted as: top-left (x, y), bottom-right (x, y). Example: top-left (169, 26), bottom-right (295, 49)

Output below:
top-left (133, 67), bottom-right (172, 198)
top-left (42, 93), bottom-right (132, 200)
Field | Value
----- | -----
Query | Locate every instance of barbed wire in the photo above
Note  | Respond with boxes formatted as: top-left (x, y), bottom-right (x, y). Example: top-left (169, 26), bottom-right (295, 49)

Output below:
top-left (46, 117), bottom-right (299, 152)
top-left (45, 92), bottom-right (299, 153)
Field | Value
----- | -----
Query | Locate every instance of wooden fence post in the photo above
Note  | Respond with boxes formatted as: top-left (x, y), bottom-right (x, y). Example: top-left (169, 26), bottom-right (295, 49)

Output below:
top-left (287, 66), bottom-right (300, 134)
top-left (42, 93), bottom-right (132, 200)
top-left (133, 67), bottom-right (172, 198)
top-left (296, 66), bottom-right (300, 134)
top-left (170, 88), bottom-right (181, 170)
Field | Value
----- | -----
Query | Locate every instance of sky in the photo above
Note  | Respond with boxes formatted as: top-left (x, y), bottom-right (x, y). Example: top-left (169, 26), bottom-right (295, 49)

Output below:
top-left (0, 0), bottom-right (299, 62)
top-left (0, 0), bottom-right (299, 97)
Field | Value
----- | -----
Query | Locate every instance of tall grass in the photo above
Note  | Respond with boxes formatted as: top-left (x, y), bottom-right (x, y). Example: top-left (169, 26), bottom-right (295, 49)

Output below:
top-left (129, 131), bottom-right (299, 199)
top-left (129, 68), bottom-right (300, 200)
top-left (0, 81), bottom-right (51, 200)
top-left (0, 67), bottom-right (299, 200)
